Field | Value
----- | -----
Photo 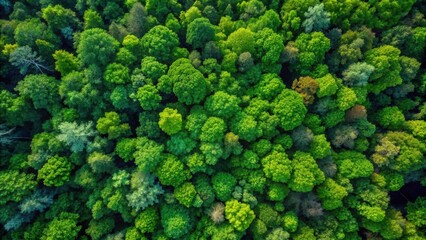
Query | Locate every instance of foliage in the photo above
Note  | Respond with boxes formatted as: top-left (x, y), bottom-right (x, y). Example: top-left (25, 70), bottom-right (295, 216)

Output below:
top-left (57, 121), bottom-right (96, 152)
top-left (1, 1), bottom-right (425, 239)
top-left (225, 199), bottom-right (255, 231)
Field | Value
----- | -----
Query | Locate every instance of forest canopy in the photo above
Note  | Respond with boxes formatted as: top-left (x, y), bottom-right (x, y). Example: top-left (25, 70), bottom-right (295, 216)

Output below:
top-left (1, 0), bottom-right (426, 239)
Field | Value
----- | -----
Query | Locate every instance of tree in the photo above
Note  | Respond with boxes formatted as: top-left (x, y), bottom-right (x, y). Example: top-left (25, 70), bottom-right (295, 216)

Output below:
top-left (186, 18), bottom-right (215, 49)
top-left (365, 45), bottom-right (402, 94)
top-left (0, 170), bottom-right (36, 205)
top-left (406, 197), bottom-right (426, 227)
top-left (204, 91), bottom-right (240, 119)
top-left (334, 151), bottom-right (373, 179)
top-left (141, 25), bottom-right (179, 63)
top-left (212, 172), bottom-right (237, 202)
top-left (288, 151), bottom-right (325, 192)
top-left (14, 18), bottom-right (50, 48)
top-left (37, 156), bottom-right (72, 187)
top-left (254, 28), bottom-right (284, 69)
top-left (342, 62), bottom-right (375, 87)
top-left (127, 2), bottom-right (149, 37)
top-left (375, 107), bottom-right (405, 130)
top-left (41, 4), bottom-right (77, 31)
top-left (225, 199), bottom-right (255, 231)
top-left (14, 74), bottom-right (59, 112)
top-left (41, 212), bottom-right (80, 240)
top-left (315, 73), bottom-right (338, 98)
top-left (158, 108), bottom-right (182, 135)
top-left (302, 3), bottom-right (330, 33)
top-left (227, 28), bottom-right (255, 55)
top-left (52, 50), bottom-right (79, 76)
top-left (127, 172), bottom-right (164, 211)
top-left (371, 131), bottom-right (425, 173)
top-left (168, 58), bottom-right (208, 105)
top-left (141, 56), bottom-right (167, 81)
top-left (104, 63), bottom-right (130, 85)
top-left (272, 89), bottom-right (307, 131)
top-left (96, 112), bottom-right (130, 139)
top-left (200, 117), bottom-right (226, 143)
top-left (155, 154), bottom-right (191, 187)
top-left (294, 31), bottom-right (330, 75)
top-left (166, 131), bottom-right (196, 156)
top-left (336, 87), bottom-right (357, 111)
top-left (316, 178), bottom-right (348, 210)
top-left (292, 76), bottom-right (319, 105)
top-left (230, 112), bottom-right (262, 142)
top-left (77, 28), bottom-right (119, 67)
top-left (83, 9), bottom-right (103, 29)
top-left (282, 211), bottom-right (298, 233)
top-left (174, 182), bottom-right (199, 207)
top-left (87, 152), bottom-right (114, 174)
top-left (9, 46), bottom-right (51, 75)
top-left (261, 149), bottom-right (292, 183)
top-left (135, 207), bottom-right (159, 233)
top-left (134, 84), bottom-right (161, 110)
top-left (160, 204), bottom-right (192, 239)
top-left (372, 0), bottom-right (416, 29)
top-left (57, 121), bottom-right (96, 153)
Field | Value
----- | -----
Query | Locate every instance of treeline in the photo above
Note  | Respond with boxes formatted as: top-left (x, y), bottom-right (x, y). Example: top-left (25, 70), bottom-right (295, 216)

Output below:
top-left (0, 0), bottom-right (426, 239)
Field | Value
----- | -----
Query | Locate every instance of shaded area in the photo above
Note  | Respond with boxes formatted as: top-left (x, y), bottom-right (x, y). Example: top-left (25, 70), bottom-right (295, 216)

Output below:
top-left (390, 181), bottom-right (426, 213)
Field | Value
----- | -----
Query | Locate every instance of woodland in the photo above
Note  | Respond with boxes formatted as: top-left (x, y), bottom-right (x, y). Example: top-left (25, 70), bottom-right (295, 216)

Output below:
top-left (0, 0), bottom-right (426, 239)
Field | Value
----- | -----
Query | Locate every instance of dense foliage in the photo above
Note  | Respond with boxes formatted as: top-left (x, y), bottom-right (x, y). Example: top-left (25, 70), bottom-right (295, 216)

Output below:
top-left (1, 0), bottom-right (426, 239)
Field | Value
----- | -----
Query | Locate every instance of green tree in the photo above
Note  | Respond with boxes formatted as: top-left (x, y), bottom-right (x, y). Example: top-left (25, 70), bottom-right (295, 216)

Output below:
top-left (41, 4), bottom-right (77, 31)
top-left (104, 63), bottom-right (130, 85)
top-left (96, 112), bottom-right (130, 139)
top-left (272, 89), bottom-right (307, 131)
top-left (127, 2), bottom-right (149, 37)
top-left (174, 182), bottom-right (199, 208)
top-left (41, 212), bottom-right (80, 240)
top-left (294, 31), bottom-right (330, 75)
top-left (375, 106), bottom-right (405, 130)
top-left (57, 121), bottom-right (96, 153)
top-left (155, 154), bottom-right (191, 187)
top-left (261, 149), bottom-right (292, 183)
top-left (159, 108), bottom-right (182, 135)
top-left (200, 117), bottom-right (226, 143)
top-left (37, 156), bottom-right (72, 187)
top-left (288, 151), bottom-right (325, 192)
top-left (212, 172), bottom-right (237, 202)
top-left (406, 197), bottom-right (426, 227)
top-left (83, 9), bottom-right (103, 29)
top-left (225, 199), bottom-right (255, 231)
top-left (15, 74), bottom-right (59, 112)
top-left (134, 84), bottom-right (161, 111)
top-left (127, 172), bottom-right (164, 211)
top-left (186, 18), bottom-right (215, 49)
top-left (302, 3), bottom-right (330, 33)
top-left (0, 170), bottom-right (36, 205)
top-left (334, 151), bottom-right (374, 179)
top-left (342, 62), bottom-right (375, 87)
top-left (316, 178), bottom-right (348, 210)
top-left (204, 91), bottom-right (240, 119)
top-left (141, 25), bottom-right (179, 63)
top-left (87, 152), bottom-right (114, 174)
top-left (227, 28), bottom-right (255, 55)
top-left (168, 58), bottom-right (208, 105)
top-left (52, 50), bottom-right (79, 76)
top-left (365, 45), bottom-right (402, 94)
top-left (77, 28), bottom-right (119, 67)
top-left (135, 207), bottom-right (159, 233)
top-left (141, 56), bottom-right (167, 81)
top-left (161, 204), bottom-right (192, 239)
